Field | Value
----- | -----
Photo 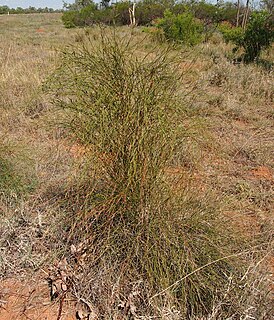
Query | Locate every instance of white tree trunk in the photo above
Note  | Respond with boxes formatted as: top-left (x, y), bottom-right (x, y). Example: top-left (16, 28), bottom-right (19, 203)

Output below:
top-left (129, 3), bottom-right (136, 27)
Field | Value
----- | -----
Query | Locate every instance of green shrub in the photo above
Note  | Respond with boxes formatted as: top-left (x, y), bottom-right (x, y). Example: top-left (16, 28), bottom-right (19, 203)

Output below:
top-left (157, 10), bottom-right (204, 45)
top-left (112, 1), bottom-right (131, 25)
top-left (136, 2), bottom-right (166, 25)
top-left (142, 26), bottom-right (166, 43)
top-left (78, 3), bottom-right (99, 26)
top-left (62, 3), bottom-right (101, 28)
top-left (95, 7), bottom-right (114, 25)
top-left (217, 1), bottom-right (239, 25)
top-left (44, 31), bottom-right (266, 318)
top-left (191, 0), bottom-right (220, 23)
top-left (220, 12), bottom-right (274, 63)
top-left (240, 11), bottom-right (274, 62)
top-left (172, 1), bottom-right (238, 25)
top-left (0, 5), bottom-right (9, 14)
top-left (218, 22), bottom-right (244, 44)
top-left (47, 32), bottom-right (181, 206)
top-left (62, 10), bottom-right (79, 28)
top-left (62, 1), bottom-right (131, 27)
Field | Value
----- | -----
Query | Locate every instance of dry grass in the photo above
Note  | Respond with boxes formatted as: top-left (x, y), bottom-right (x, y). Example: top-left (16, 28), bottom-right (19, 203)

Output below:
top-left (0, 13), bottom-right (273, 319)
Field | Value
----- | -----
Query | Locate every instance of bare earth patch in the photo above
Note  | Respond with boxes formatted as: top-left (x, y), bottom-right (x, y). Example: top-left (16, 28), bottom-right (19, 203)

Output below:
top-left (251, 165), bottom-right (273, 181)
top-left (0, 277), bottom-right (74, 320)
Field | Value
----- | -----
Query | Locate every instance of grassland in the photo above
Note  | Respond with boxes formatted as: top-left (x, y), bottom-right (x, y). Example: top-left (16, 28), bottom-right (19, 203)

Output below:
top-left (0, 13), bottom-right (273, 319)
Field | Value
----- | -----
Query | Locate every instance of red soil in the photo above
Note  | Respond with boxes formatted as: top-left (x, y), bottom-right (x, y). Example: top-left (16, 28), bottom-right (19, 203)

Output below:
top-left (251, 165), bottom-right (273, 181)
top-left (0, 278), bottom-right (74, 320)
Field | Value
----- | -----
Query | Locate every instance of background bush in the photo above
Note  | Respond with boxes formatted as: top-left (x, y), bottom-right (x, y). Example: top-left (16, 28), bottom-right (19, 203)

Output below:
top-left (240, 11), bottom-right (274, 62)
top-left (219, 11), bottom-right (274, 63)
top-left (0, 5), bottom-right (59, 14)
top-left (218, 22), bottom-right (244, 44)
top-left (136, 1), bottom-right (167, 25)
top-left (61, 0), bottom-right (252, 28)
top-left (62, 3), bottom-right (101, 27)
top-left (112, 1), bottom-right (131, 25)
top-left (157, 10), bottom-right (204, 45)
top-left (62, 10), bottom-right (79, 28)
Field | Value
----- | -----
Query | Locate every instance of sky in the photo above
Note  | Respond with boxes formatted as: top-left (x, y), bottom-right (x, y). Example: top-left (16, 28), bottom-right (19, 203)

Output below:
top-left (0, 1), bottom-right (74, 9)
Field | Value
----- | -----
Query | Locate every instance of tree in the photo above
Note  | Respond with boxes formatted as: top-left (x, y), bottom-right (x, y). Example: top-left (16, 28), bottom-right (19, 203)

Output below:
top-left (63, 0), bottom-right (95, 11)
top-left (242, 0), bottom-right (250, 29)
top-left (236, 0), bottom-right (240, 26)
top-left (101, 0), bottom-right (111, 9)
top-left (237, 11), bottom-right (274, 62)
top-left (0, 5), bottom-right (9, 14)
top-left (260, 0), bottom-right (274, 13)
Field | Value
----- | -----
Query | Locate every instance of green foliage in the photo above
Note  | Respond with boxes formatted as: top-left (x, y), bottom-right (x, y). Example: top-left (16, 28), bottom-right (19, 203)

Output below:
top-left (191, 0), bottom-right (220, 23)
top-left (79, 3), bottom-right (99, 25)
top-left (112, 1), bottom-right (131, 25)
top-left (61, 0), bottom-right (248, 28)
top-left (46, 33), bottom-right (181, 202)
top-left (136, 2), bottom-right (166, 25)
top-left (218, 1), bottom-right (239, 25)
top-left (0, 5), bottom-right (59, 14)
top-left (218, 22), bottom-right (244, 44)
top-left (240, 11), bottom-right (274, 62)
top-left (45, 31), bottom-right (255, 318)
top-left (173, 1), bottom-right (240, 25)
top-left (260, 0), bottom-right (274, 13)
top-left (218, 12), bottom-right (274, 63)
top-left (62, 1), bottom-right (130, 27)
top-left (157, 10), bottom-right (204, 45)
top-left (63, 0), bottom-right (94, 11)
top-left (62, 3), bottom-right (100, 28)
top-left (62, 10), bottom-right (79, 28)
top-left (0, 5), bottom-right (9, 14)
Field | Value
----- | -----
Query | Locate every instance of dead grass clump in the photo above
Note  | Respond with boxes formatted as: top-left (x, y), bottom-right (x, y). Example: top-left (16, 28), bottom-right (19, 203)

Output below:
top-left (207, 58), bottom-right (273, 107)
top-left (45, 31), bottom-right (272, 318)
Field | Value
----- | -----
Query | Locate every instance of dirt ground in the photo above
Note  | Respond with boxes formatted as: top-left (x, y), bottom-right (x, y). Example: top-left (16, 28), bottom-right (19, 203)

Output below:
top-left (0, 277), bottom-right (75, 320)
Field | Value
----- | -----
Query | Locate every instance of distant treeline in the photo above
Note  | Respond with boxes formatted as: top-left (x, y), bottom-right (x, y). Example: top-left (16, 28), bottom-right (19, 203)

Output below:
top-left (0, 5), bottom-right (62, 14)
top-left (61, 0), bottom-right (272, 28)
